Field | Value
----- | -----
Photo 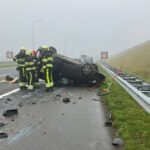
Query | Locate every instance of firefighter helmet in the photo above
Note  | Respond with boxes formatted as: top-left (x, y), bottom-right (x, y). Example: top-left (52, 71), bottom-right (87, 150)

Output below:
top-left (20, 47), bottom-right (26, 51)
top-left (41, 45), bottom-right (49, 50)
top-left (20, 47), bottom-right (26, 54)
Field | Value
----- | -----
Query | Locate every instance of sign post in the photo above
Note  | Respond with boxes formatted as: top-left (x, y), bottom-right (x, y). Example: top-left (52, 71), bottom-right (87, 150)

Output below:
top-left (101, 51), bottom-right (108, 59)
top-left (6, 51), bottom-right (13, 59)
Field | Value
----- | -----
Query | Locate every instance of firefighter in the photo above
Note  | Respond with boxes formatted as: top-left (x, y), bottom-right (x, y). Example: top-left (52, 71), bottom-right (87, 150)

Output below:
top-left (32, 50), bottom-right (40, 88)
top-left (25, 50), bottom-right (36, 91)
top-left (13, 47), bottom-right (27, 90)
top-left (40, 45), bottom-right (54, 92)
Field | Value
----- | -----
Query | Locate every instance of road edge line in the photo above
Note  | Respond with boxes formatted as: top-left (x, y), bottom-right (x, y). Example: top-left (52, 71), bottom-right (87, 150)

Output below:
top-left (0, 88), bottom-right (20, 99)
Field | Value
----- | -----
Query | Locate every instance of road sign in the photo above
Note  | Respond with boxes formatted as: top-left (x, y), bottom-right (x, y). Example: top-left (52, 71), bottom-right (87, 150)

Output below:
top-left (6, 51), bottom-right (13, 58)
top-left (101, 51), bottom-right (108, 59)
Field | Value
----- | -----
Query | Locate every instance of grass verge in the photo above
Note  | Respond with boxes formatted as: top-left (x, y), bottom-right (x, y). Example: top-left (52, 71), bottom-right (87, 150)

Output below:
top-left (99, 64), bottom-right (150, 150)
top-left (0, 62), bottom-right (16, 68)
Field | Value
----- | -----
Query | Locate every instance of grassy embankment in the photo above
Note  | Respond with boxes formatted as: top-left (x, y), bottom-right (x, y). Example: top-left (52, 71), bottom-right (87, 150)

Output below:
top-left (0, 61), bottom-right (16, 68)
top-left (99, 64), bottom-right (150, 150)
top-left (108, 41), bottom-right (150, 82)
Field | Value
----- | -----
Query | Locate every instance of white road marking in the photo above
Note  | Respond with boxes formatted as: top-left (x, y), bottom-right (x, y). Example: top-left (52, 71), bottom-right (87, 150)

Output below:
top-left (0, 88), bottom-right (20, 99)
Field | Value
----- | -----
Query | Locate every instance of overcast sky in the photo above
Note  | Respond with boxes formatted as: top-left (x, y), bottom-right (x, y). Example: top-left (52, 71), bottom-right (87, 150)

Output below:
top-left (0, 0), bottom-right (150, 59)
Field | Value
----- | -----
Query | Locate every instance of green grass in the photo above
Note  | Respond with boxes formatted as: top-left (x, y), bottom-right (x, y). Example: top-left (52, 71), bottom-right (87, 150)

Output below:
top-left (108, 41), bottom-right (150, 82)
top-left (99, 64), bottom-right (150, 150)
top-left (0, 61), bottom-right (16, 68)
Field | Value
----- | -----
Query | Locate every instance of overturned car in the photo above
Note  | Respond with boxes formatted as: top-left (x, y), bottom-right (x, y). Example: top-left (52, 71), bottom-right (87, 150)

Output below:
top-left (39, 53), bottom-right (105, 86)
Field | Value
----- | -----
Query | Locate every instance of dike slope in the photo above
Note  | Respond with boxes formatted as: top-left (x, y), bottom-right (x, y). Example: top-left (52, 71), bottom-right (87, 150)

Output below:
top-left (108, 41), bottom-right (150, 82)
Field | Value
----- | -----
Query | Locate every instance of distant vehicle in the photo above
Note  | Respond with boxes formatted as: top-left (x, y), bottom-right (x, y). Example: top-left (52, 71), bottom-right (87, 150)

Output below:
top-left (39, 54), bottom-right (105, 86)
top-left (80, 55), bottom-right (93, 64)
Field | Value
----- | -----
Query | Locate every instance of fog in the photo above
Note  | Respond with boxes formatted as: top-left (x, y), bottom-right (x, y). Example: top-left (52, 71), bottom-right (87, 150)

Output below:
top-left (0, 0), bottom-right (150, 60)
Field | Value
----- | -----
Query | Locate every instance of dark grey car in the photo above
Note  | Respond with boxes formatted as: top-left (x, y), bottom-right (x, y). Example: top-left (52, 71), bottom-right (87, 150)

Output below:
top-left (51, 54), bottom-right (105, 86)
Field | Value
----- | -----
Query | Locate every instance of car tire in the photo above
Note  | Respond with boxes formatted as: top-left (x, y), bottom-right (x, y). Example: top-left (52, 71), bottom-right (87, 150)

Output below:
top-left (80, 63), bottom-right (96, 78)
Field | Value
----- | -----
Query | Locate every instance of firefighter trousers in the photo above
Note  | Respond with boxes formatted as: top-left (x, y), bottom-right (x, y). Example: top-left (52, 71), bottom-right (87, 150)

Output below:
top-left (18, 67), bottom-right (26, 88)
top-left (44, 67), bottom-right (53, 89)
top-left (26, 69), bottom-right (35, 90)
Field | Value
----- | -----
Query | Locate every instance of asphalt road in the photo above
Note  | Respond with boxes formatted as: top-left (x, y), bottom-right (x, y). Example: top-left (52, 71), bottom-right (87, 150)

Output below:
top-left (0, 67), bottom-right (17, 77)
top-left (0, 86), bottom-right (115, 150)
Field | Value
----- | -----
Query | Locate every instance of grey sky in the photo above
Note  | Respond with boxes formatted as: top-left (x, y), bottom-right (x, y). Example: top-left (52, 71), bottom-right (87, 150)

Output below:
top-left (0, 0), bottom-right (150, 60)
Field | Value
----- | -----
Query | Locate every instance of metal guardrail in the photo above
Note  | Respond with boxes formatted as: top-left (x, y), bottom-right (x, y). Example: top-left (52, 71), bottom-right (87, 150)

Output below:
top-left (101, 64), bottom-right (150, 114)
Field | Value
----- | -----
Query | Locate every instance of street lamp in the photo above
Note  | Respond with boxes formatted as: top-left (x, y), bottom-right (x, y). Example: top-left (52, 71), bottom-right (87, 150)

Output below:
top-left (32, 19), bottom-right (43, 49)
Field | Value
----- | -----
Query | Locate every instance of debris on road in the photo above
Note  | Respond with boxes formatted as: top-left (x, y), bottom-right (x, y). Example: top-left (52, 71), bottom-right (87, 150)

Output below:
top-left (56, 94), bottom-right (61, 97)
top-left (31, 102), bottom-right (37, 105)
top-left (18, 103), bottom-right (24, 107)
top-left (109, 113), bottom-right (112, 120)
top-left (6, 98), bottom-right (12, 101)
top-left (0, 122), bottom-right (8, 127)
top-left (0, 132), bottom-right (8, 139)
top-left (104, 121), bottom-right (112, 127)
top-left (112, 138), bottom-right (124, 146)
top-left (92, 98), bottom-right (100, 101)
top-left (5, 75), bottom-right (19, 83)
top-left (11, 119), bottom-right (15, 122)
top-left (3, 109), bottom-right (18, 117)
top-left (43, 131), bottom-right (47, 135)
top-left (5, 75), bottom-right (14, 81)
top-left (38, 121), bottom-right (42, 125)
top-left (63, 98), bottom-right (70, 103)
top-left (78, 96), bottom-right (82, 99)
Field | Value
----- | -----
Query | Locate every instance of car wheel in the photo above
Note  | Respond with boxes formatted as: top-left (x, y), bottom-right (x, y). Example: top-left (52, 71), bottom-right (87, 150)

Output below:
top-left (80, 63), bottom-right (95, 78)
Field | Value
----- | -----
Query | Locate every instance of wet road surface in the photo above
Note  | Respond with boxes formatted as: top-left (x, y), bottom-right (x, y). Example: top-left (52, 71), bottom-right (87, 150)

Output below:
top-left (0, 86), bottom-right (115, 150)
top-left (0, 67), bottom-right (17, 77)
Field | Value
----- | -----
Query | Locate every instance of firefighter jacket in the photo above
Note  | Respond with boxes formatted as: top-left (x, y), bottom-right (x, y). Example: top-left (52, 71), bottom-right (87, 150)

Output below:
top-left (25, 55), bottom-right (36, 71)
top-left (13, 52), bottom-right (26, 70)
top-left (40, 51), bottom-right (53, 69)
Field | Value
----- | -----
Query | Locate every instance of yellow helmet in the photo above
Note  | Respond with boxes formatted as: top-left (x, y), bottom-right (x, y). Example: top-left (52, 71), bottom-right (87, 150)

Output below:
top-left (20, 47), bottom-right (27, 51)
top-left (41, 45), bottom-right (49, 50)
top-left (26, 50), bottom-right (32, 56)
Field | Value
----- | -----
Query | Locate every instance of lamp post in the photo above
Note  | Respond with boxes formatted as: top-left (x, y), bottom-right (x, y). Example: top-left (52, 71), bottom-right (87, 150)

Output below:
top-left (32, 19), bottom-right (43, 49)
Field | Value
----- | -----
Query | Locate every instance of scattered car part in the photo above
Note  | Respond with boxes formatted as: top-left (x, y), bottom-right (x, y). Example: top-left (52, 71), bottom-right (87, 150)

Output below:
top-left (18, 103), bottom-right (23, 107)
top-left (0, 132), bottom-right (8, 138)
top-left (5, 75), bottom-right (19, 83)
top-left (104, 121), bottom-right (112, 126)
top-left (92, 98), bottom-right (100, 101)
top-left (0, 123), bottom-right (8, 127)
top-left (5, 75), bottom-right (14, 81)
top-left (6, 98), bottom-right (12, 101)
top-left (3, 109), bottom-right (18, 117)
top-left (63, 98), bottom-right (70, 103)
top-left (9, 78), bottom-right (19, 83)
top-left (112, 138), bottom-right (124, 146)
top-left (56, 94), bottom-right (61, 97)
